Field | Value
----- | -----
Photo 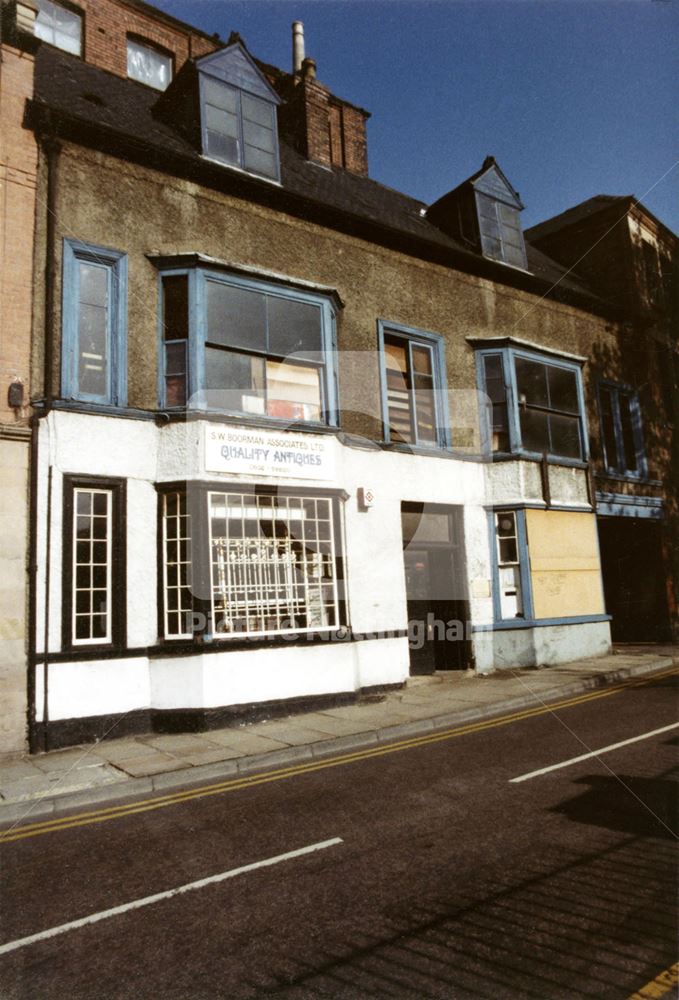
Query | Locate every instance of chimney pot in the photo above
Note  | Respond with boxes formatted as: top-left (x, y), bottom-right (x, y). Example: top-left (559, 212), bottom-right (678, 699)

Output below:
top-left (292, 21), bottom-right (305, 75)
top-left (301, 57), bottom-right (317, 81)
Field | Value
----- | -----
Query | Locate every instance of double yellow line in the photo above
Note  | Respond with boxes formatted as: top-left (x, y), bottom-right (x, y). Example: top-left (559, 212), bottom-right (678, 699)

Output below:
top-left (1, 665), bottom-right (676, 845)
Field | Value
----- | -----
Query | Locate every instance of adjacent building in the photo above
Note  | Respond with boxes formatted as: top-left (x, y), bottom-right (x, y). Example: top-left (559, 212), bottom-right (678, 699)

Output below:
top-left (1, 0), bottom-right (676, 752)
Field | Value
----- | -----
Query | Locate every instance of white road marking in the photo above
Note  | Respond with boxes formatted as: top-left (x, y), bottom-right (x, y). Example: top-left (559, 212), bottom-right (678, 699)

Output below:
top-left (510, 721), bottom-right (679, 784)
top-left (0, 837), bottom-right (343, 956)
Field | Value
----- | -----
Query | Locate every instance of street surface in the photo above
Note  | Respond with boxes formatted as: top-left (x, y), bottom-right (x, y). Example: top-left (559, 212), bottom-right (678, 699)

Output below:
top-left (1, 670), bottom-right (677, 1000)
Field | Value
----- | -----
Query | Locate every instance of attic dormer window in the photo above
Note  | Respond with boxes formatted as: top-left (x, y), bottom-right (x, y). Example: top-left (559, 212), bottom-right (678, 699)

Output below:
top-left (197, 43), bottom-right (281, 182)
top-left (473, 161), bottom-right (527, 269)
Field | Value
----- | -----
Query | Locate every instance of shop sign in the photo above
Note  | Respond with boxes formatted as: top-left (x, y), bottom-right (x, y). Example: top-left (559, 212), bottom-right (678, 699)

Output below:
top-left (205, 425), bottom-right (337, 481)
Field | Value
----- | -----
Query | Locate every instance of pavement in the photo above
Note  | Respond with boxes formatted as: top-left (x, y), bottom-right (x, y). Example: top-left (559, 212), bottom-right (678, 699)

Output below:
top-left (1, 644), bottom-right (677, 826)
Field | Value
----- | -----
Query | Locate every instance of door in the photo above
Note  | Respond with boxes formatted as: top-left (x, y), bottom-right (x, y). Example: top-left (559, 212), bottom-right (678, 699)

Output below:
top-left (402, 504), bottom-right (470, 674)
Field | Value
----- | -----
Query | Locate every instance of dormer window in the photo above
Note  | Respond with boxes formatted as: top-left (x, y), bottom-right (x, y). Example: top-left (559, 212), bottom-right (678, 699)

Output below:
top-left (473, 160), bottom-right (527, 269)
top-left (197, 42), bottom-right (281, 182)
top-left (426, 157), bottom-right (528, 271)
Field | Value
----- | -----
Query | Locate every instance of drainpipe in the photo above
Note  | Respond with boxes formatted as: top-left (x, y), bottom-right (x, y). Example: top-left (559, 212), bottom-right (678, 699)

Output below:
top-left (27, 131), bottom-right (60, 754)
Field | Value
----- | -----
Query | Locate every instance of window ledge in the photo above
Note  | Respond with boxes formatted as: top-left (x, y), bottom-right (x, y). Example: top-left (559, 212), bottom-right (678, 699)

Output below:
top-left (594, 470), bottom-right (661, 486)
top-left (200, 155), bottom-right (282, 188)
top-left (473, 614), bottom-right (612, 632)
top-left (489, 451), bottom-right (588, 469)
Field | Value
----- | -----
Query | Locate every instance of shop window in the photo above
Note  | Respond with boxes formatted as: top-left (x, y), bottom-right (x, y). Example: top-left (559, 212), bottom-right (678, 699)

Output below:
top-left (197, 43), bottom-right (281, 182)
top-left (159, 487), bottom-right (344, 641)
top-left (598, 383), bottom-right (646, 477)
top-left (34, 0), bottom-right (82, 56)
top-left (378, 323), bottom-right (449, 448)
top-left (61, 240), bottom-right (127, 406)
top-left (491, 510), bottom-right (531, 621)
top-left (127, 37), bottom-right (172, 91)
top-left (477, 345), bottom-right (586, 461)
top-left (159, 269), bottom-right (337, 424)
top-left (62, 477), bottom-right (126, 650)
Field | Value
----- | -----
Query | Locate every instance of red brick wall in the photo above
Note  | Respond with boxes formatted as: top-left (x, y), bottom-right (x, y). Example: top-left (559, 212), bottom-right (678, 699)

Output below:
top-left (73, 0), bottom-right (218, 79)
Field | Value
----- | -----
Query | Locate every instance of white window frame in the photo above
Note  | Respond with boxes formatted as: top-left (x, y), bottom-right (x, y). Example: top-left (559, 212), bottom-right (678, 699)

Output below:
top-left (161, 491), bottom-right (193, 639)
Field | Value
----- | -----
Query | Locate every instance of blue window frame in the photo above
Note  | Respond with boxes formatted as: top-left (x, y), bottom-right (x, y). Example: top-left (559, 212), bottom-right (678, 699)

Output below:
top-left (476, 344), bottom-right (587, 463)
top-left (377, 321), bottom-right (450, 448)
top-left (158, 268), bottom-right (339, 426)
top-left (597, 382), bottom-right (647, 478)
top-left (61, 240), bottom-right (127, 406)
top-left (488, 508), bottom-right (534, 623)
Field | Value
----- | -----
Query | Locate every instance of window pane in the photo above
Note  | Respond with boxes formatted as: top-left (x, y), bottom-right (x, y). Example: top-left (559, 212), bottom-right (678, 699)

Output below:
top-left (242, 93), bottom-right (274, 129)
top-left (79, 263), bottom-right (108, 307)
top-left (242, 119), bottom-right (275, 154)
top-left (267, 296), bottom-right (322, 356)
top-left (127, 39), bottom-right (172, 91)
top-left (384, 339), bottom-right (412, 442)
top-left (162, 275), bottom-right (188, 341)
top-left (203, 78), bottom-right (238, 114)
top-left (206, 130), bottom-right (239, 165)
top-left (205, 347), bottom-right (265, 413)
top-left (165, 342), bottom-right (187, 407)
top-left (619, 394), bottom-right (638, 472)
top-left (515, 358), bottom-right (548, 407)
top-left (549, 413), bottom-right (582, 459)
top-left (207, 281), bottom-right (266, 352)
top-left (548, 366), bottom-right (579, 414)
top-left (412, 344), bottom-right (433, 376)
top-left (205, 103), bottom-right (239, 138)
top-left (243, 144), bottom-right (277, 179)
top-left (520, 408), bottom-right (550, 453)
top-left (266, 360), bottom-right (321, 421)
top-left (77, 302), bottom-right (108, 398)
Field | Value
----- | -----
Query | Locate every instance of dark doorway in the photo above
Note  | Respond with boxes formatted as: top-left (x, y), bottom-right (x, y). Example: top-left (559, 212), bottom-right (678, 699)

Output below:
top-left (597, 516), bottom-right (671, 642)
top-left (402, 504), bottom-right (470, 674)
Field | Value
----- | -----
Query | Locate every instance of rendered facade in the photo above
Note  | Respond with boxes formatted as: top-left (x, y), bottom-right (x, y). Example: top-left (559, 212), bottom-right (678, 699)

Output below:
top-left (1, 0), bottom-right (676, 752)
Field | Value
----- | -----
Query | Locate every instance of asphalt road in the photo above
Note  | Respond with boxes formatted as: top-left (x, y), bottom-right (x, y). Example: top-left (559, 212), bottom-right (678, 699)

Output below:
top-left (1, 670), bottom-right (678, 1000)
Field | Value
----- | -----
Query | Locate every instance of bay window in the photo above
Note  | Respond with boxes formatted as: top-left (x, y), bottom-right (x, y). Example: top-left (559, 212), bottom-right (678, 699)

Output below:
top-left (159, 269), bottom-right (337, 424)
top-left (477, 344), bottom-right (586, 461)
top-left (159, 486), bottom-right (344, 641)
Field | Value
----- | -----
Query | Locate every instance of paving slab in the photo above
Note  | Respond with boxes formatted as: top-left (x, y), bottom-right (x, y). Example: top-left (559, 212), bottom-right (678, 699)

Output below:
top-left (138, 734), bottom-right (225, 755)
top-left (200, 730), bottom-right (292, 755)
top-left (250, 722), bottom-right (345, 746)
top-left (111, 754), bottom-right (184, 778)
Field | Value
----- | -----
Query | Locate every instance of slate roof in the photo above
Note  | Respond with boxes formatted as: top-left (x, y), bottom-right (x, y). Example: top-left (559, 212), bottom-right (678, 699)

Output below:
top-left (29, 44), bottom-right (607, 310)
top-left (526, 195), bottom-right (632, 242)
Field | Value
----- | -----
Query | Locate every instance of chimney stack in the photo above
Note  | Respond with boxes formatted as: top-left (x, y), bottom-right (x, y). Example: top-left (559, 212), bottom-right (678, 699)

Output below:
top-left (284, 20), bottom-right (370, 176)
top-left (292, 21), bottom-right (305, 76)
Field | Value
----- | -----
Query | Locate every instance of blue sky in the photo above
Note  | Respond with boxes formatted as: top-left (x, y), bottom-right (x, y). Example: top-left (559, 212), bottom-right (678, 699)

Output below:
top-left (155, 0), bottom-right (677, 232)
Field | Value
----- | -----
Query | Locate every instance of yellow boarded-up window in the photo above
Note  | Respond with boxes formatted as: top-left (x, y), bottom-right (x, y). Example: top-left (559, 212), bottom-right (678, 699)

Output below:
top-left (525, 510), bottom-right (605, 619)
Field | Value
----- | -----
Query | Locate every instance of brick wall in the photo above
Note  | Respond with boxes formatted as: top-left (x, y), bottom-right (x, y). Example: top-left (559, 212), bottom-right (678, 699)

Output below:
top-left (68, 0), bottom-right (219, 80)
top-left (289, 75), bottom-right (369, 176)
top-left (0, 44), bottom-right (37, 427)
